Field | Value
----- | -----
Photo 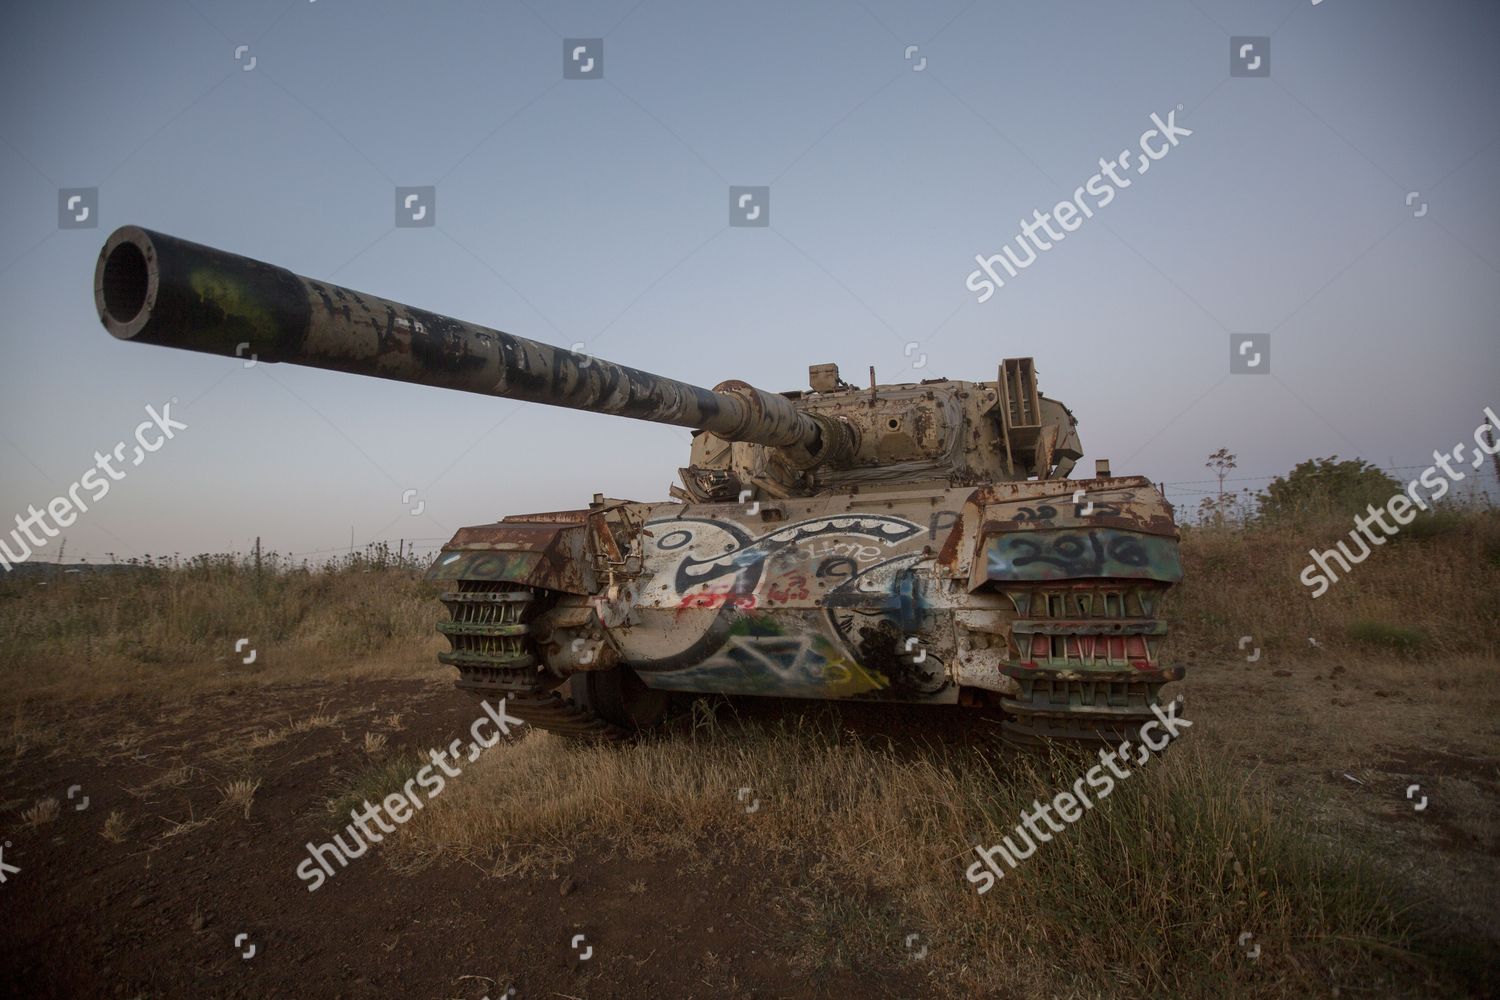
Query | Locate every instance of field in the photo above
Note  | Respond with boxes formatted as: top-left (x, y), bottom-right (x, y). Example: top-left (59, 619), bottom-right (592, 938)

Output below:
top-left (1, 515), bottom-right (1497, 998)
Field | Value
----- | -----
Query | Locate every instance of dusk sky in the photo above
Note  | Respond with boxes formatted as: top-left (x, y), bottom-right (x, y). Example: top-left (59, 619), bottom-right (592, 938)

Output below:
top-left (2, 0), bottom-right (1497, 564)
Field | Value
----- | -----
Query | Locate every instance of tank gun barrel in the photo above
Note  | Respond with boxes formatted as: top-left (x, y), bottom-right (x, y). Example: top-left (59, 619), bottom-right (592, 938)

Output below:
top-left (94, 226), bottom-right (848, 464)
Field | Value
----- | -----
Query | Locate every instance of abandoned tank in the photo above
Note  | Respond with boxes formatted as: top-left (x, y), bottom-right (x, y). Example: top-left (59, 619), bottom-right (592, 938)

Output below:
top-left (93, 225), bottom-right (1184, 745)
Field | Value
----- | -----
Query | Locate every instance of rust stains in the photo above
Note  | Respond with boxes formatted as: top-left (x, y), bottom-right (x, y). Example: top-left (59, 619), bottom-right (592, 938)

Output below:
top-left (428, 520), bottom-right (590, 593)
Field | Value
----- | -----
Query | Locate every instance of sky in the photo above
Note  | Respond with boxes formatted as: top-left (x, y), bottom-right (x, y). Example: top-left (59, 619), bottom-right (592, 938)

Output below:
top-left (1, 0), bottom-right (1497, 565)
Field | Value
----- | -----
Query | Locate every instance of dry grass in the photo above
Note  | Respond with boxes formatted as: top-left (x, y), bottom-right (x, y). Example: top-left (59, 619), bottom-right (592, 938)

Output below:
top-left (0, 546), bottom-right (441, 702)
top-left (245, 728), bottom-right (290, 753)
top-left (4, 509), bottom-right (1494, 996)
top-left (6, 513), bottom-right (1488, 707)
top-left (1187, 648), bottom-right (1500, 939)
top-left (124, 764), bottom-right (198, 800)
top-left (100, 809), bottom-right (133, 843)
top-left (1194, 651), bottom-right (1500, 761)
top-left (242, 707), bottom-right (343, 755)
top-left (288, 707), bottom-right (339, 734)
top-left (5, 709), bottom-right (63, 763)
top-left (382, 716), bottom-right (1482, 997)
top-left (158, 811), bottom-right (213, 841)
top-left (22, 797), bottom-right (60, 827)
top-left (217, 778), bottom-right (262, 819)
top-left (1171, 508), bottom-right (1500, 664)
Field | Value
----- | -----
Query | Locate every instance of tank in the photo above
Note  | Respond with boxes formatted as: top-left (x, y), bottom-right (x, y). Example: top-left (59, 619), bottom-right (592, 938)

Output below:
top-left (94, 225), bottom-right (1185, 744)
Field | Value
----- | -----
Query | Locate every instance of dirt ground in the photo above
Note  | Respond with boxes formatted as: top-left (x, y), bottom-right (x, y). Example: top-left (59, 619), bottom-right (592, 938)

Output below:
top-left (0, 678), bottom-right (929, 998)
top-left (1, 652), bottom-right (1496, 999)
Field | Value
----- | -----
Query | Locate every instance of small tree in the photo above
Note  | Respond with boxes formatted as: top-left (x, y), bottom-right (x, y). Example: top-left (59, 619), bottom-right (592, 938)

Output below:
top-left (1200, 448), bottom-right (1237, 527)
top-left (1256, 456), bottom-right (1399, 523)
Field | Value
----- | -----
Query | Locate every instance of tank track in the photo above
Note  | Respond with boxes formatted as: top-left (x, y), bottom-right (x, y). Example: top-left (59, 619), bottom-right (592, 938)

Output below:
top-left (999, 672), bottom-right (1179, 747)
top-left (437, 582), bottom-right (631, 740)
top-left (438, 582), bottom-right (1183, 748)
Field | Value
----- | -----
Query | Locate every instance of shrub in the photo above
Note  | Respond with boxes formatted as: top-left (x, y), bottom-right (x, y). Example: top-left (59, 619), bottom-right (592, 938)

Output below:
top-left (1257, 457), bottom-right (1399, 524)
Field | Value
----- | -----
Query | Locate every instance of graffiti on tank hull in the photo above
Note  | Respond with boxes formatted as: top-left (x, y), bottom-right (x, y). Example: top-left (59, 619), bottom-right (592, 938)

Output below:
top-left (654, 515), bottom-right (922, 597)
top-left (821, 559), bottom-right (948, 696)
top-left (765, 574), bottom-right (811, 603)
top-left (641, 613), bottom-right (890, 697)
top-left (633, 514), bottom-right (950, 699)
top-left (1012, 504), bottom-right (1058, 523)
top-left (813, 556), bottom-right (860, 583)
top-left (792, 540), bottom-right (885, 564)
top-left (985, 528), bottom-right (1184, 583)
top-left (851, 617), bottom-right (949, 696)
top-left (677, 590), bottom-right (757, 611)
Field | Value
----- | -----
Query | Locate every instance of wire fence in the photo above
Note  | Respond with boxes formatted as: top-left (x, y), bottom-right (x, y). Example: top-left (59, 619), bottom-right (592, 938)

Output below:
top-left (276, 537), bottom-right (452, 559)
top-left (164, 458), bottom-right (1500, 560)
top-left (1158, 460), bottom-right (1499, 525)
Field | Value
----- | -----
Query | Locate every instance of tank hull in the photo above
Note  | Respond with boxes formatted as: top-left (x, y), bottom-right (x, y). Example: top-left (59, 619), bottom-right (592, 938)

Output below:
top-left (430, 476), bottom-right (1182, 740)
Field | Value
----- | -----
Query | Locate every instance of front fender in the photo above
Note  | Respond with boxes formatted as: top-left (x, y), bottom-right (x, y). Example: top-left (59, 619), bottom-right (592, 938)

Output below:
top-left (427, 518), bottom-right (593, 593)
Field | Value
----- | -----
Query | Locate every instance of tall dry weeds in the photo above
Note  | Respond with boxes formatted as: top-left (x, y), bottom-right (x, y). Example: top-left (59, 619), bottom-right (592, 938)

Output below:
top-left (0, 545), bottom-right (441, 699)
top-left (1170, 508), bottom-right (1500, 663)
top-left (380, 713), bottom-right (1473, 997)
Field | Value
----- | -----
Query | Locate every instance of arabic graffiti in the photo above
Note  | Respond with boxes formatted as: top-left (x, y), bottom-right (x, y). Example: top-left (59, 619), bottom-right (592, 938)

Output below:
top-left (1012, 504), bottom-right (1058, 522)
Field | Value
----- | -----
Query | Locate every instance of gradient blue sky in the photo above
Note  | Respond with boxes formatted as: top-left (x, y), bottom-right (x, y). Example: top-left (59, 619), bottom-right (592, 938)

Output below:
top-left (2, 0), bottom-right (1497, 562)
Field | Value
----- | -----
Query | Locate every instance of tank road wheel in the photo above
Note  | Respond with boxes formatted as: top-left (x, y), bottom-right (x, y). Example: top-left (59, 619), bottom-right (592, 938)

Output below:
top-left (569, 667), bottom-right (670, 733)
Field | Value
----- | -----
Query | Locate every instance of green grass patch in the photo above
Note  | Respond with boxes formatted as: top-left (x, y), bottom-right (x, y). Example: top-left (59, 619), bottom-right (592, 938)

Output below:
top-left (1394, 511), bottom-right (1467, 542)
top-left (327, 752), bottom-right (425, 821)
top-left (1347, 620), bottom-right (1428, 656)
